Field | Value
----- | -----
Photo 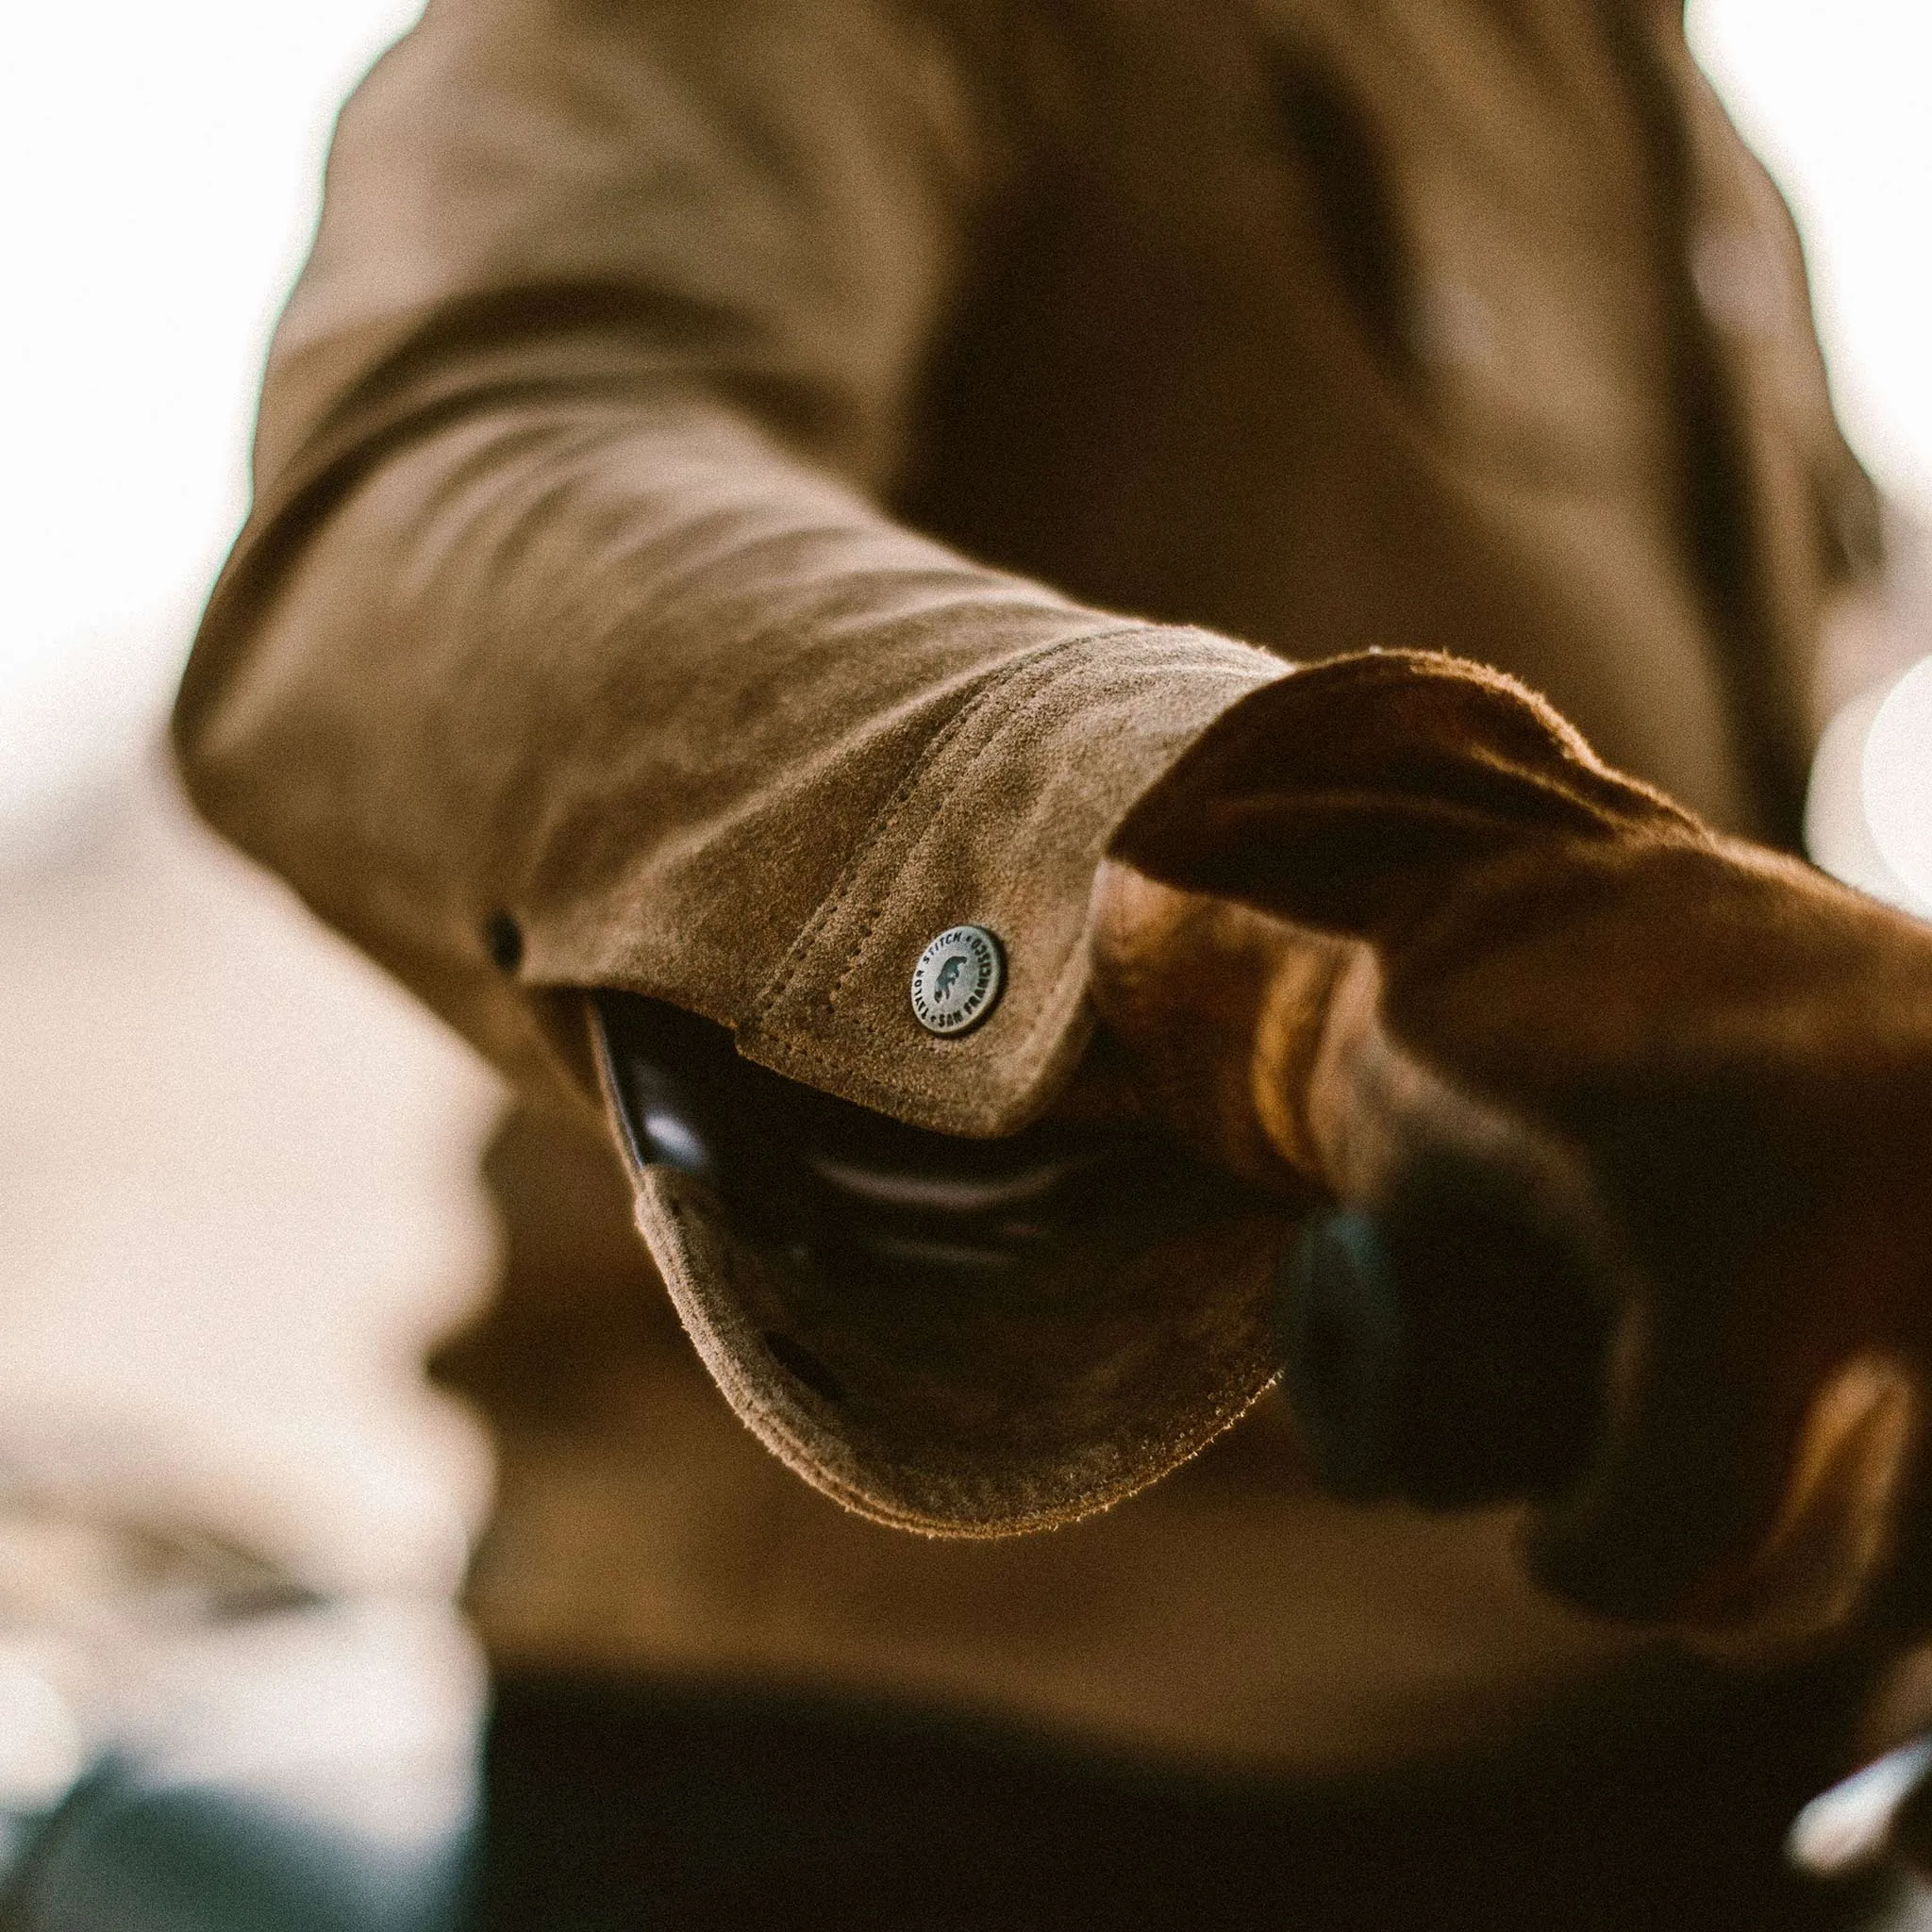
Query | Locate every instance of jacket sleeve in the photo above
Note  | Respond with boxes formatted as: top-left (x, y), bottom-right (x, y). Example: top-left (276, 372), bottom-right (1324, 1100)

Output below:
top-left (173, 0), bottom-right (1286, 1135)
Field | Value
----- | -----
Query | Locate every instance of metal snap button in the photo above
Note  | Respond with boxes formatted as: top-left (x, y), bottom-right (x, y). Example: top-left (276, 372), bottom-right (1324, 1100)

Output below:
top-left (910, 925), bottom-right (1005, 1037)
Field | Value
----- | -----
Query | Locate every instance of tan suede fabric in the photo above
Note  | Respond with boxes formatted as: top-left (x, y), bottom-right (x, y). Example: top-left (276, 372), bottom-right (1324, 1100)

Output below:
top-left (175, 0), bottom-right (1882, 1765)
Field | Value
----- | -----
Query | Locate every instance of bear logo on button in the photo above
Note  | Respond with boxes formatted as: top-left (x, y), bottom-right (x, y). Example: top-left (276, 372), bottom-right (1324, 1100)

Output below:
top-left (910, 925), bottom-right (1005, 1037)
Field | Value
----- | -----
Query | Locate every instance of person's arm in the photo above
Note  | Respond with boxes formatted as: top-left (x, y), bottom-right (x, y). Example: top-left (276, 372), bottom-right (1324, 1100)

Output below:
top-left (178, 0), bottom-right (1932, 1647)
top-left (175, 0), bottom-right (1284, 1130)
top-left (175, 0), bottom-right (1300, 1537)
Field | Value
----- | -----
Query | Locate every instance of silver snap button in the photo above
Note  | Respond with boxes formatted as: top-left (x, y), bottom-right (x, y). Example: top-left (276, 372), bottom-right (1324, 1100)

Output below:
top-left (910, 925), bottom-right (1005, 1037)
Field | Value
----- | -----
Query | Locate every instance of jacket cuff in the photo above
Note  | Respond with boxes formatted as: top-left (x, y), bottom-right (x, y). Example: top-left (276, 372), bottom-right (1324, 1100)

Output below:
top-left (734, 625), bottom-right (1284, 1136)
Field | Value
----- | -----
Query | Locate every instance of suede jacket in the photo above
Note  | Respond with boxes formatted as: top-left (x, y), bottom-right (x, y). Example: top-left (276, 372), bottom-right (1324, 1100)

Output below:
top-left (175, 0), bottom-right (1882, 1769)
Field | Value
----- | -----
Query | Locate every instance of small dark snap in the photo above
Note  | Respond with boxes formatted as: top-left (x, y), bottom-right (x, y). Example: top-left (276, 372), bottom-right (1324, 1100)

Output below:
top-left (762, 1331), bottom-right (846, 1406)
top-left (484, 909), bottom-right (524, 974)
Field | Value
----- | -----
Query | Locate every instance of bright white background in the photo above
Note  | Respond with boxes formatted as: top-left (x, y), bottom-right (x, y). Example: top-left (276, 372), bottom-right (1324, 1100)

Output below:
top-left (0, 0), bottom-right (484, 1822)
top-left (1691, 0), bottom-right (1932, 522)
top-left (0, 0), bottom-right (426, 835)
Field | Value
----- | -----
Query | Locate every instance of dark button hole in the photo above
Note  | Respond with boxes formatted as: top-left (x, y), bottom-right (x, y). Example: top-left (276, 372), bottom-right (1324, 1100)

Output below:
top-left (484, 910), bottom-right (524, 974)
top-left (761, 1331), bottom-right (846, 1406)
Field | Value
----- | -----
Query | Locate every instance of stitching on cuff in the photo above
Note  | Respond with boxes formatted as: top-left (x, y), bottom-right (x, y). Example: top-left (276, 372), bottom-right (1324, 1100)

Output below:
top-left (749, 624), bottom-right (1164, 1026)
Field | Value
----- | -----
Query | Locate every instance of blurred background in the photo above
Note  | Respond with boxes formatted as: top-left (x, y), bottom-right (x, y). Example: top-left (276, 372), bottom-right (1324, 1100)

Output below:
top-left (0, 0), bottom-right (1928, 1922)
top-left (0, 3), bottom-right (492, 1918)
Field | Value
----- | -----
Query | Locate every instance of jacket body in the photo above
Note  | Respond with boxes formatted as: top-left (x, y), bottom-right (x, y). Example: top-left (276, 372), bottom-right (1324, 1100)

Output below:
top-left (175, 0), bottom-right (1876, 1771)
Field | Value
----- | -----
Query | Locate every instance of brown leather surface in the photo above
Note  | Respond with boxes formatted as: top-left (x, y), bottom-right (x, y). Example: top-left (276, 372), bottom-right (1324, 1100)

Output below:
top-left (1100, 651), bottom-right (1932, 1643)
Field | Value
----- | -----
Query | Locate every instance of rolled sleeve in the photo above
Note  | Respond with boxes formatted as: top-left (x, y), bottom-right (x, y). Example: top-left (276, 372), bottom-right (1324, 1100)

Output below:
top-left (183, 386), bottom-right (1282, 1129)
top-left (172, 0), bottom-right (1294, 1525)
top-left (740, 622), bottom-right (1285, 1132)
top-left (175, 0), bottom-right (1289, 1131)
